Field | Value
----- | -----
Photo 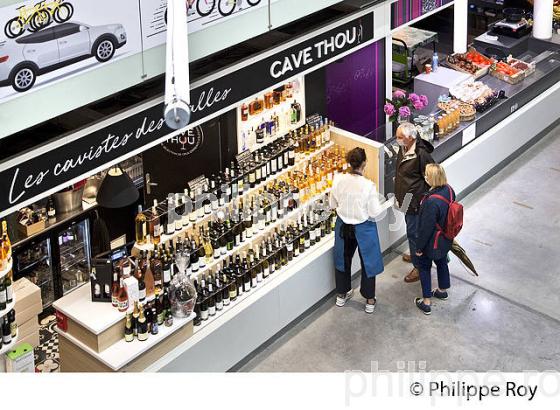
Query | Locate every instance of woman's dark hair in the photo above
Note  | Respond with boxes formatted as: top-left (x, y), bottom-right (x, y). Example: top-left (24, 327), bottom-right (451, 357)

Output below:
top-left (346, 147), bottom-right (367, 170)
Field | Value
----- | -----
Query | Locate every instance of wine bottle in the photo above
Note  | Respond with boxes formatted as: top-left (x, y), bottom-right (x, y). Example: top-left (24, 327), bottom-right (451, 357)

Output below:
top-left (135, 205), bottom-right (147, 245)
top-left (156, 294), bottom-right (164, 326)
top-left (132, 301), bottom-right (140, 336)
top-left (166, 197), bottom-right (175, 235)
top-left (137, 306), bottom-right (148, 341)
top-left (150, 200), bottom-right (161, 245)
top-left (5, 273), bottom-right (13, 304)
top-left (117, 276), bottom-right (129, 312)
top-left (124, 313), bottom-right (134, 342)
top-left (214, 277), bottom-right (223, 311)
top-left (111, 269), bottom-right (120, 307)
top-left (203, 184), bottom-right (212, 215)
top-left (200, 279), bottom-right (209, 321)
top-left (3, 317), bottom-right (12, 345)
top-left (8, 309), bottom-right (17, 338)
top-left (174, 193), bottom-right (183, 231)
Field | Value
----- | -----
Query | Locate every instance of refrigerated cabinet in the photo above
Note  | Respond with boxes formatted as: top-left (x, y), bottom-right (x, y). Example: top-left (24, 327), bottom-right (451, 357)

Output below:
top-left (11, 209), bottom-right (94, 311)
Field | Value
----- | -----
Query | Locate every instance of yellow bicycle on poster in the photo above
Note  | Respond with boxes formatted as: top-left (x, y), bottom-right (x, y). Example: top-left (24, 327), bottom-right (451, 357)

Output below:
top-left (4, 0), bottom-right (74, 39)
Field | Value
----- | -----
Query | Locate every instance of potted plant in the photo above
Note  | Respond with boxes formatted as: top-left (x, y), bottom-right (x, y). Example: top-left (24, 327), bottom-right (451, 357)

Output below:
top-left (384, 90), bottom-right (429, 123)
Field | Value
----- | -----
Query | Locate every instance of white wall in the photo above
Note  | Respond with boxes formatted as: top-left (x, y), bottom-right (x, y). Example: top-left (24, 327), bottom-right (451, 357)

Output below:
top-left (0, 0), bottom-right (342, 139)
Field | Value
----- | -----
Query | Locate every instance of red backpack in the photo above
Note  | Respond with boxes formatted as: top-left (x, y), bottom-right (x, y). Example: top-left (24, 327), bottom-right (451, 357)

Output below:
top-left (430, 185), bottom-right (463, 245)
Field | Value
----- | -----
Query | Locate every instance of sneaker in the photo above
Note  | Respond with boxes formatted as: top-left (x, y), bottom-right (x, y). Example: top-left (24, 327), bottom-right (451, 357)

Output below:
top-left (432, 289), bottom-right (449, 300)
top-left (336, 289), bottom-right (354, 307)
top-left (415, 298), bottom-right (431, 315)
top-left (365, 298), bottom-right (376, 314)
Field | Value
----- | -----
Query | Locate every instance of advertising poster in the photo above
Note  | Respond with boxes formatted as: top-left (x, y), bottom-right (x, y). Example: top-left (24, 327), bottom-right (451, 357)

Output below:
top-left (0, 0), bottom-right (278, 102)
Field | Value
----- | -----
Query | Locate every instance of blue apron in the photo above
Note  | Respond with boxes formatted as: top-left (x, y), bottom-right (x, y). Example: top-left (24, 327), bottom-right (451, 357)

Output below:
top-left (334, 217), bottom-right (384, 278)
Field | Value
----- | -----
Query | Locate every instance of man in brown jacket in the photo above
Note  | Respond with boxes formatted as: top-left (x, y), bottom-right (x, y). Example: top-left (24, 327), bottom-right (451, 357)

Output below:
top-left (394, 122), bottom-right (435, 283)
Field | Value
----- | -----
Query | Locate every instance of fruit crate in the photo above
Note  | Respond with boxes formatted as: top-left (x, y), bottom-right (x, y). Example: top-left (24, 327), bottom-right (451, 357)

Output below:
top-left (506, 57), bottom-right (536, 78)
top-left (489, 64), bottom-right (525, 84)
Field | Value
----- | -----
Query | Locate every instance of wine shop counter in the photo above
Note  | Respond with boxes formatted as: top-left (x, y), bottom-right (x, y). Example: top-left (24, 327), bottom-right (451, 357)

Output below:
top-left (53, 234), bottom-right (349, 372)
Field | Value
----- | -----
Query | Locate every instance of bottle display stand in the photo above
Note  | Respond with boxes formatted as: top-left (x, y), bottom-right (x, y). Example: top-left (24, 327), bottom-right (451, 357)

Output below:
top-left (55, 127), bottom-right (387, 372)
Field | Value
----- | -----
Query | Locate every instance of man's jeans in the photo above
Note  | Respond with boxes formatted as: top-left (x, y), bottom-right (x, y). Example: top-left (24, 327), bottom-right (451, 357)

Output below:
top-left (405, 214), bottom-right (419, 268)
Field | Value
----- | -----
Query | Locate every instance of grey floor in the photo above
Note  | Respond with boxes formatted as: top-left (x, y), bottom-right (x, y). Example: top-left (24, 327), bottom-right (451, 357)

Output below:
top-left (238, 126), bottom-right (560, 372)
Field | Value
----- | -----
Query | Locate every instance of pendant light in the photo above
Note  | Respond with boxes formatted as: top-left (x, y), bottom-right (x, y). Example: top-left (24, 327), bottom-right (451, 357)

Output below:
top-left (96, 166), bottom-right (139, 209)
top-left (164, 0), bottom-right (192, 130)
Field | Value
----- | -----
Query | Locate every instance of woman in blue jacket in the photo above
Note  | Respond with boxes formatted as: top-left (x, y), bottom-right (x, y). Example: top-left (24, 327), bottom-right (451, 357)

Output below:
top-left (414, 164), bottom-right (456, 315)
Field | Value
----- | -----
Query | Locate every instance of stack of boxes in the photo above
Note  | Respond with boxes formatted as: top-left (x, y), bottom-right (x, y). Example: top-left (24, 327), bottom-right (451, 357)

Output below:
top-left (13, 278), bottom-right (42, 347)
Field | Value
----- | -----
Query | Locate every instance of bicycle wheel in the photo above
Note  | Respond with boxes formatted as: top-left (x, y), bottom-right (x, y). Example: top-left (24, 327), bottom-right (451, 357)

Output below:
top-left (218, 0), bottom-right (236, 16)
top-left (31, 10), bottom-right (51, 31)
top-left (197, 0), bottom-right (216, 16)
top-left (4, 17), bottom-right (24, 39)
top-left (247, 0), bottom-right (261, 5)
top-left (54, 2), bottom-right (74, 23)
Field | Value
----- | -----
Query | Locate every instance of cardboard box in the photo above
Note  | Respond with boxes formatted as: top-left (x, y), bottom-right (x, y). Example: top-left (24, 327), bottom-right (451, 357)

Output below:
top-left (17, 317), bottom-right (39, 338)
top-left (15, 303), bottom-right (42, 327)
top-left (5, 343), bottom-right (35, 372)
top-left (13, 278), bottom-right (42, 314)
top-left (16, 331), bottom-right (40, 349)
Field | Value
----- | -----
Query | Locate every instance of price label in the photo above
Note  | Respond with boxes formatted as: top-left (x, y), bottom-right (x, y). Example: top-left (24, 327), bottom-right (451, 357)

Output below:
top-left (462, 123), bottom-right (477, 147)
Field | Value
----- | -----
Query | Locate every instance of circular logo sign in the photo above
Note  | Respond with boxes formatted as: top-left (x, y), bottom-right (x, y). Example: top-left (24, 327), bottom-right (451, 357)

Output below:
top-left (161, 126), bottom-right (204, 157)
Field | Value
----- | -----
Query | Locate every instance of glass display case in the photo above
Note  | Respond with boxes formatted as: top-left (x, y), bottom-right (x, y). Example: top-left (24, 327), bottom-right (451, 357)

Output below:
top-left (58, 220), bottom-right (92, 296)
top-left (13, 238), bottom-right (55, 308)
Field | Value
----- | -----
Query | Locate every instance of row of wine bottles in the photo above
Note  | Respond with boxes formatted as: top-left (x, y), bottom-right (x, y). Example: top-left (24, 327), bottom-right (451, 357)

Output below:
top-left (192, 201), bottom-right (336, 326)
top-left (0, 220), bottom-right (12, 272)
top-left (135, 135), bottom-right (344, 249)
top-left (0, 309), bottom-right (17, 349)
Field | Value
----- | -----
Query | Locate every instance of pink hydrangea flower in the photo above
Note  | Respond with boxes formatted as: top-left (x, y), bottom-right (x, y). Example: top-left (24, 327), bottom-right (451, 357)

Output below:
top-left (408, 93), bottom-right (420, 103)
top-left (399, 106), bottom-right (411, 117)
top-left (393, 90), bottom-right (406, 99)
top-left (384, 103), bottom-right (396, 116)
top-left (413, 101), bottom-right (424, 110)
top-left (420, 95), bottom-right (429, 107)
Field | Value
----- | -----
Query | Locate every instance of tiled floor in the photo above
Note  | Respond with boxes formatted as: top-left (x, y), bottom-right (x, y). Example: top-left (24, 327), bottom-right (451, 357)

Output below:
top-left (34, 315), bottom-right (60, 373)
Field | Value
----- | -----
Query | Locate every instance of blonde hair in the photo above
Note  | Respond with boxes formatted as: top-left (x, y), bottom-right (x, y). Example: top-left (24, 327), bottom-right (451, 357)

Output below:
top-left (425, 164), bottom-right (447, 188)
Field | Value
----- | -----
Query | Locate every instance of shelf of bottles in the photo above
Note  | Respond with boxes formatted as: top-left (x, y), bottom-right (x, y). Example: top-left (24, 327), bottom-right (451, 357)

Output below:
top-left (237, 77), bottom-right (306, 153)
top-left (0, 327), bottom-right (18, 355)
top-left (134, 119), bottom-right (336, 252)
top-left (1, 219), bottom-right (15, 322)
top-left (108, 118), bottom-right (348, 343)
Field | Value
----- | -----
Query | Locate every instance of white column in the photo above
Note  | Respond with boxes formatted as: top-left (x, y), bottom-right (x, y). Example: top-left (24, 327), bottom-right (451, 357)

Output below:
top-left (453, 0), bottom-right (468, 54)
top-left (533, 0), bottom-right (553, 40)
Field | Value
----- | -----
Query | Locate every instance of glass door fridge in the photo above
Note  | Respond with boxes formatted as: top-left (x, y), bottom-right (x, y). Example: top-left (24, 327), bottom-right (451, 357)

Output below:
top-left (55, 219), bottom-right (92, 296)
top-left (12, 237), bottom-right (55, 309)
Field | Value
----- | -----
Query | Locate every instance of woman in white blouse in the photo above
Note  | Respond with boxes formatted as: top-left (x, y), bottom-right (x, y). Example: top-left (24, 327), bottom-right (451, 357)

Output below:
top-left (329, 147), bottom-right (384, 313)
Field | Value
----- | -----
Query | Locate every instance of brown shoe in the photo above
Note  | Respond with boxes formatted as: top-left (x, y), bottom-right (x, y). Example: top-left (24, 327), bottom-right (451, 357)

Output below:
top-left (402, 253), bottom-right (412, 263)
top-left (404, 268), bottom-right (420, 283)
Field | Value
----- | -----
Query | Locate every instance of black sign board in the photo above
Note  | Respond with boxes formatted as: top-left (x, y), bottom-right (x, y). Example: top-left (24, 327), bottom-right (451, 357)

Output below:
top-left (0, 12), bottom-right (375, 215)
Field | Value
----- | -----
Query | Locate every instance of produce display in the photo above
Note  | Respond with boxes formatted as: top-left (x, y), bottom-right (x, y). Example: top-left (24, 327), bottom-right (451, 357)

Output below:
top-left (490, 61), bottom-right (524, 84)
top-left (464, 49), bottom-right (494, 67)
top-left (447, 49), bottom-right (492, 78)
top-left (506, 57), bottom-right (536, 77)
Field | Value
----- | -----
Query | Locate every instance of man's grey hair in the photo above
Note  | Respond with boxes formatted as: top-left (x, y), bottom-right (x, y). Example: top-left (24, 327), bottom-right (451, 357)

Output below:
top-left (397, 122), bottom-right (417, 139)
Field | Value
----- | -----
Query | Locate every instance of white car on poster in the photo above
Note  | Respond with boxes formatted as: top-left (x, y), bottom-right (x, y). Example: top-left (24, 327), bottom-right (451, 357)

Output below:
top-left (0, 21), bottom-right (126, 92)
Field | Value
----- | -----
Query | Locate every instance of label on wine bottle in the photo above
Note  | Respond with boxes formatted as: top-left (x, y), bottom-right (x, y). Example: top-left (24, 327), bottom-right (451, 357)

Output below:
top-left (191, 261), bottom-right (199, 272)
top-left (257, 272), bottom-right (263, 282)
top-left (287, 242), bottom-right (293, 252)
top-left (201, 309), bottom-right (209, 320)
top-left (209, 306), bottom-right (216, 316)
top-left (216, 301), bottom-right (223, 311)
top-left (204, 204), bottom-right (212, 214)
